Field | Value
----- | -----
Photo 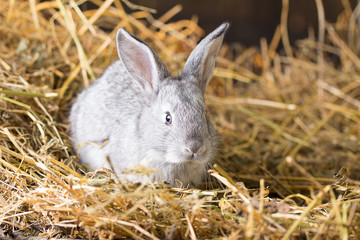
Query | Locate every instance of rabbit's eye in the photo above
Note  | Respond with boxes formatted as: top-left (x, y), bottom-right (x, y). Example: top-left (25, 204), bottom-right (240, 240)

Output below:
top-left (165, 112), bottom-right (172, 125)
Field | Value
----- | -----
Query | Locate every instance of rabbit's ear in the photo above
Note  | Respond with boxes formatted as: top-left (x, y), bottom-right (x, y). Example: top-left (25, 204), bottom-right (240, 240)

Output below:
top-left (116, 29), bottom-right (169, 94)
top-left (183, 23), bottom-right (229, 94)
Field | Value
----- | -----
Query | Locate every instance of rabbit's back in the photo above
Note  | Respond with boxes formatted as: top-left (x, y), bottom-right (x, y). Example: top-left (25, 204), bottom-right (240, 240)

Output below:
top-left (70, 61), bottom-right (145, 168)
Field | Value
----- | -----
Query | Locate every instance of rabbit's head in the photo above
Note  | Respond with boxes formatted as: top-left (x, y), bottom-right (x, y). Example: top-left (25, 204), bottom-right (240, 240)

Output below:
top-left (116, 23), bottom-right (229, 180)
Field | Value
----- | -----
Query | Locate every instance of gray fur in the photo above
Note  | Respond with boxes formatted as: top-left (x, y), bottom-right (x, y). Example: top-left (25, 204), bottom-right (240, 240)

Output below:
top-left (69, 23), bottom-right (229, 186)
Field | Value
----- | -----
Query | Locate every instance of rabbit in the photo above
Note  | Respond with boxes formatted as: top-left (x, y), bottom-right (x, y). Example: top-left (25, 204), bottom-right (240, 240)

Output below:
top-left (70, 22), bottom-right (229, 187)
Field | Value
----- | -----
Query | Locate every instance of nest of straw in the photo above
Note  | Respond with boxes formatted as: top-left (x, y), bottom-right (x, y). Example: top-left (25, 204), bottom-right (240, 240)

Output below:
top-left (1, 0), bottom-right (360, 239)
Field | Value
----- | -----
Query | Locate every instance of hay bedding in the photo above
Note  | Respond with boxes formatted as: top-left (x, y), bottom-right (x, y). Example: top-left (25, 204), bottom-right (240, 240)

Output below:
top-left (0, 0), bottom-right (360, 239)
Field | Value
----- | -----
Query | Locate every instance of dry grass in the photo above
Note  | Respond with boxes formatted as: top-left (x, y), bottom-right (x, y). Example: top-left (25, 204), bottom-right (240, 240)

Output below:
top-left (1, 0), bottom-right (360, 239)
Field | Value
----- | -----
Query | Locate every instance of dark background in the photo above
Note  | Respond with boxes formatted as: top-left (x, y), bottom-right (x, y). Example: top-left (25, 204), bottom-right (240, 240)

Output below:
top-left (124, 0), bottom-right (358, 46)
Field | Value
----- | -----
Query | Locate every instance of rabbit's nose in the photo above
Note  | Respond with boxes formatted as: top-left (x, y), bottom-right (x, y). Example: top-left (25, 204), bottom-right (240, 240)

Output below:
top-left (185, 141), bottom-right (205, 155)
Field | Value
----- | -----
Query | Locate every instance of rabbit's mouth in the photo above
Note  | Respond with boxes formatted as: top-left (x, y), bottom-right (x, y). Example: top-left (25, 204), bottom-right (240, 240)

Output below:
top-left (162, 144), bottom-right (211, 164)
top-left (179, 150), bottom-right (210, 164)
top-left (184, 152), bottom-right (203, 162)
top-left (182, 143), bottom-right (209, 162)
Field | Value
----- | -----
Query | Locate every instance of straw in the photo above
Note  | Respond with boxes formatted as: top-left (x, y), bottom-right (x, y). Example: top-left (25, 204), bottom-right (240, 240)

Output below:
top-left (0, 0), bottom-right (360, 238)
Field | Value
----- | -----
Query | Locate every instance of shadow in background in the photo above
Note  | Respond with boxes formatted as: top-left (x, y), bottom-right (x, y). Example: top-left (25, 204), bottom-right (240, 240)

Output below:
top-left (126, 0), bottom-right (357, 46)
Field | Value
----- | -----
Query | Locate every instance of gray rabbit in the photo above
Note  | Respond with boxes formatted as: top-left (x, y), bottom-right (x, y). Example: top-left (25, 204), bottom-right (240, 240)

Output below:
top-left (70, 23), bottom-right (229, 186)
